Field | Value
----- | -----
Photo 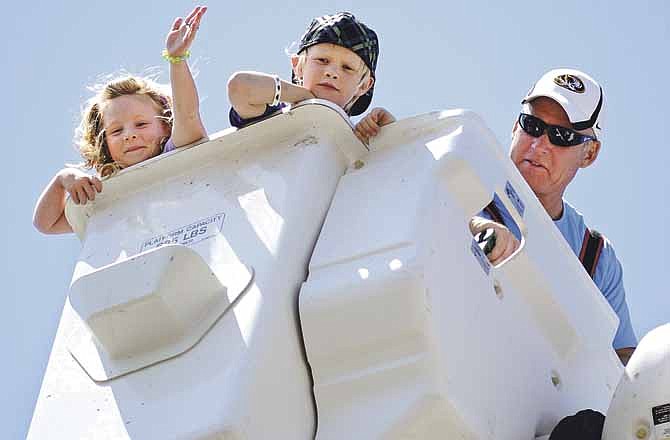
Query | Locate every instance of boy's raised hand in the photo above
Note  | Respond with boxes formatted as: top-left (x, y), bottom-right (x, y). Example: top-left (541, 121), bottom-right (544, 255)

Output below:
top-left (166, 6), bottom-right (207, 57)
top-left (59, 168), bottom-right (102, 205)
top-left (354, 107), bottom-right (396, 145)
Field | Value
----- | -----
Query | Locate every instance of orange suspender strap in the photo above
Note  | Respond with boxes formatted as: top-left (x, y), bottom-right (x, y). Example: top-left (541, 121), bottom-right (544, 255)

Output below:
top-left (578, 228), bottom-right (604, 279)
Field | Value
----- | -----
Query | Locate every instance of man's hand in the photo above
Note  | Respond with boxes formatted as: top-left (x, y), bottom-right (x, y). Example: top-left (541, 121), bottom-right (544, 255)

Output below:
top-left (354, 107), bottom-right (396, 145)
top-left (469, 216), bottom-right (520, 265)
top-left (59, 168), bottom-right (103, 205)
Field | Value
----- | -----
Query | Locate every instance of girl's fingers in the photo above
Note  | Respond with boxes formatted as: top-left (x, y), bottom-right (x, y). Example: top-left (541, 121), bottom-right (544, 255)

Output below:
top-left (190, 15), bottom-right (203, 35)
top-left (75, 187), bottom-right (87, 205)
top-left (92, 176), bottom-right (103, 192)
top-left (193, 7), bottom-right (206, 25)
top-left (79, 186), bottom-right (91, 204)
top-left (70, 189), bottom-right (80, 205)
top-left (82, 182), bottom-right (96, 201)
top-left (190, 8), bottom-right (206, 35)
top-left (173, 6), bottom-right (206, 49)
top-left (184, 7), bottom-right (199, 24)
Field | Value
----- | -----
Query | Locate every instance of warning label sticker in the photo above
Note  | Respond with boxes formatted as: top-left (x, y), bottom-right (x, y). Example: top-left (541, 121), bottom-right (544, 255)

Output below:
top-left (653, 403), bottom-right (670, 439)
top-left (139, 213), bottom-right (225, 253)
top-left (505, 181), bottom-right (525, 218)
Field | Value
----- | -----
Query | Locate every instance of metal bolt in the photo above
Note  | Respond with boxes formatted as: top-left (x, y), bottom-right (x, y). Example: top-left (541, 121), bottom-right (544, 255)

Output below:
top-left (353, 160), bottom-right (365, 169)
top-left (635, 426), bottom-right (649, 439)
top-left (493, 279), bottom-right (503, 299)
top-left (550, 371), bottom-right (561, 388)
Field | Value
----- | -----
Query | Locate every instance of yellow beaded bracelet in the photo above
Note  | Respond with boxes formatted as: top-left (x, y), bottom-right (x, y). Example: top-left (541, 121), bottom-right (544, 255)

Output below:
top-left (162, 49), bottom-right (190, 64)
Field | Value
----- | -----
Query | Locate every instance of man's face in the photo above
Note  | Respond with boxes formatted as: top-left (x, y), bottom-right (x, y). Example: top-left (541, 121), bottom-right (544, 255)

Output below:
top-left (509, 97), bottom-right (597, 201)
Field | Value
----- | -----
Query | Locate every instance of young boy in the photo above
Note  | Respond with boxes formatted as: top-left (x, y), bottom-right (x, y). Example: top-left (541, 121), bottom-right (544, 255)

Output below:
top-left (228, 12), bottom-right (392, 134)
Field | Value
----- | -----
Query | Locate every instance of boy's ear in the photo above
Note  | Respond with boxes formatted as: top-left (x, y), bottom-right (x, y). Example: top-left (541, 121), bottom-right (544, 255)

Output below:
top-left (357, 75), bottom-right (374, 97)
top-left (291, 54), bottom-right (302, 78)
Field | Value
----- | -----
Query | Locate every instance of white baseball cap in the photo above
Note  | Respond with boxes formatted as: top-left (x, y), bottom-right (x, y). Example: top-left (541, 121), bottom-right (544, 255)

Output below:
top-left (522, 68), bottom-right (604, 138)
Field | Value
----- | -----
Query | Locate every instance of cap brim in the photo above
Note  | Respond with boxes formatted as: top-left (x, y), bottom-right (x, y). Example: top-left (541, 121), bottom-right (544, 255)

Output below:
top-left (522, 91), bottom-right (595, 131)
top-left (522, 90), bottom-right (571, 114)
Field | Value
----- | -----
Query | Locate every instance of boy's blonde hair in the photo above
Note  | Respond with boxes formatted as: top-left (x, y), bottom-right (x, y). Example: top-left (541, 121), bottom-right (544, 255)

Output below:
top-left (75, 75), bottom-right (173, 177)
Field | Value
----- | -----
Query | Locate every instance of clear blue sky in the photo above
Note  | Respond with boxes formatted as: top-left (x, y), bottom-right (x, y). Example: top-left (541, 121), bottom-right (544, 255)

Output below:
top-left (3, 0), bottom-right (668, 438)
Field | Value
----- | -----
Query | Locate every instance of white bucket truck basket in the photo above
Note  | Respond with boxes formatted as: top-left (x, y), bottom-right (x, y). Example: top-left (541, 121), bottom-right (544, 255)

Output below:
top-left (28, 101), bottom-right (367, 439)
top-left (299, 109), bottom-right (624, 439)
top-left (603, 323), bottom-right (670, 440)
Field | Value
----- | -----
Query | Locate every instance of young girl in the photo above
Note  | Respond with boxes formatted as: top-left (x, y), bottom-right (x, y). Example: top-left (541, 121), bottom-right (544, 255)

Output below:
top-left (227, 12), bottom-right (388, 131)
top-left (33, 6), bottom-right (207, 234)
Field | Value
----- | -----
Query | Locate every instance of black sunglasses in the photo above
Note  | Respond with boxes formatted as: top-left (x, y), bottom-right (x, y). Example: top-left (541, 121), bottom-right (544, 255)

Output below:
top-left (518, 113), bottom-right (596, 147)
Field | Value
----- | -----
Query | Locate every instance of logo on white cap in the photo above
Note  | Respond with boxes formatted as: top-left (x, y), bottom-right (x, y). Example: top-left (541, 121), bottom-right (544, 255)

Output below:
top-left (553, 74), bottom-right (585, 94)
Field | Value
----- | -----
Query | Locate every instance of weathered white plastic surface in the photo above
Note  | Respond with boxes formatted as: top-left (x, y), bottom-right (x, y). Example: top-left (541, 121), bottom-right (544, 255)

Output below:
top-left (603, 323), bottom-right (670, 440)
top-left (299, 109), bottom-right (624, 439)
top-left (68, 244), bottom-right (253, 381)
top-left (29, 101), bottom-right (367, 439)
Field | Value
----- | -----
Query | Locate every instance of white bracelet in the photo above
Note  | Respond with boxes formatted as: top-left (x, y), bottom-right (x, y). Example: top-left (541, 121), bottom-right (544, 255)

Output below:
top-left (270, 75), bottom-right (282, 107)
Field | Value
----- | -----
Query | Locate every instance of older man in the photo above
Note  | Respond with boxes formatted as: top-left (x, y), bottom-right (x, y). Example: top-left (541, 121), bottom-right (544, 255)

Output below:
top-left (470, 69), bottom-right (636, 365)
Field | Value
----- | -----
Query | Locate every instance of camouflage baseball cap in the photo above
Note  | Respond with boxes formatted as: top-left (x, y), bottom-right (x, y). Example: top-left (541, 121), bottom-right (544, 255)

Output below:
top-left (292, 12), bottom-right (379, 116)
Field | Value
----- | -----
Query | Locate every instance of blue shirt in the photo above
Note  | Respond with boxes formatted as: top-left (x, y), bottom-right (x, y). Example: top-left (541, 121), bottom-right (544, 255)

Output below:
top-left (483, 197), bottom-right (637, 349)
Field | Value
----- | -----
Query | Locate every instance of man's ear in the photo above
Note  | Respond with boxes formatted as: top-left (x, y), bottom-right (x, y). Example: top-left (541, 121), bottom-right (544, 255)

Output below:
top-left (580, 140), bottom-right (601, 168)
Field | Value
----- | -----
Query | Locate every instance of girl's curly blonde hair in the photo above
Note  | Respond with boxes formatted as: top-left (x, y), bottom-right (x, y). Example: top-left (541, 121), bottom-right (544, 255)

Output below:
top-left (75, 75), bottom-right (173, 178)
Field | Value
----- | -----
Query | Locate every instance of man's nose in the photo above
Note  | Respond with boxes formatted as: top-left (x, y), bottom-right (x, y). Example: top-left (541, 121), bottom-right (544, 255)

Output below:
top-left (529, 133), bottom-right (551, 153)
